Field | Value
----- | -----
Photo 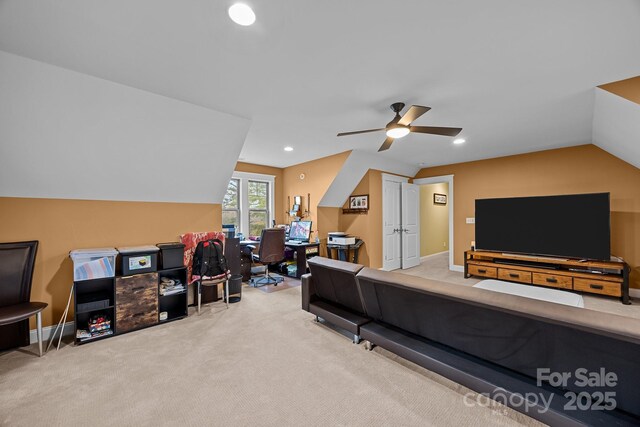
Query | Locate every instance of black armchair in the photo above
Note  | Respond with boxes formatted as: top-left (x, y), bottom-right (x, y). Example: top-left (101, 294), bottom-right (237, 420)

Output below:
top-left (0, 241), bottom-right (46, 356)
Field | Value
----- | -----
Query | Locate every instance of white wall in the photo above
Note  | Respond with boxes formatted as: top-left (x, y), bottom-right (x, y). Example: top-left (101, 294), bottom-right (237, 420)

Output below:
top-left (318, 150), bottom-right (419, 207)
top-left (593, 87), bottom-right (640, 170)
top-left (0, 51), bottom-right (251, 204)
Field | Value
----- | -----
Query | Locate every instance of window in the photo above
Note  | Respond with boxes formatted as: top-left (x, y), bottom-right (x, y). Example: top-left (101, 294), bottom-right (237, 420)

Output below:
top-left (224, 172), bottom-right (275, 237)
top-left (222, 178), bottom-right (240, 230)
top-left (248, 180), bottom-right (269, 237)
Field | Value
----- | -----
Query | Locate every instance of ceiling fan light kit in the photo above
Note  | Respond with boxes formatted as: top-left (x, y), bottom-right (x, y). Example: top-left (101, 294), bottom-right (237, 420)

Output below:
top-left (386, 125), bottom-right (410, 139)
top-left (337, 102), bottom-right (462, 152)
top-left (228, 3), bottom-right (256, 26)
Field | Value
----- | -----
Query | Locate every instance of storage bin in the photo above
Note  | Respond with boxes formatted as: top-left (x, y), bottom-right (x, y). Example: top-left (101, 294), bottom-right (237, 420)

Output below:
top-left (156, 242), bottom-right (185, 269)
top-left (70, 248), bottom-right (118, 281)
top-left (77, 298), bottom-right (110, 313)
top-left (117, 245), bottom-right (159, 276)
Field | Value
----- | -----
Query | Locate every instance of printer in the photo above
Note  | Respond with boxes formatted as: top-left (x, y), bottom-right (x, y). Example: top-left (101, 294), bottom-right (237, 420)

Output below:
top-left (327, 232), bottom-right (356, 245)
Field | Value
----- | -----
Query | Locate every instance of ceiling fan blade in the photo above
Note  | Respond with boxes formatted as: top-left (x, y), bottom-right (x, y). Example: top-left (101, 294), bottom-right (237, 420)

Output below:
top-left (337, 128), bottom-right (385, 137)
top-left (398, 105), bottom-right (431, 126)
top-left (378, 137), bottom-right (394, 152)
top-left (410, 126), bottom-right (462, 137)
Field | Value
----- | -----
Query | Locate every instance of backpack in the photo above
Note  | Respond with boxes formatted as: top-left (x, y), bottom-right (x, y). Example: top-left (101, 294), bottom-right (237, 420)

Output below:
top-left (192, 239), bottom-right (228, 278)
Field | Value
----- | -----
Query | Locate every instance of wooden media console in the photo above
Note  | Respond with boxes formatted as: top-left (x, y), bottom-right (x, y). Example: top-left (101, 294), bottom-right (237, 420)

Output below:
top-left (464, 250), bottom-right (630, 304)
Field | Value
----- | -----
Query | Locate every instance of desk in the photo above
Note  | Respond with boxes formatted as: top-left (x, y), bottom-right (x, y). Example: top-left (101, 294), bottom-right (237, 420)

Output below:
top-left (238, 240), bottom-right (257, 281)
top-left (285, 242), bottom-right (320, 278)
top-left (326, 239), bottom-right (363, 263)
top-left (240, 240), bottom-right (320, 279)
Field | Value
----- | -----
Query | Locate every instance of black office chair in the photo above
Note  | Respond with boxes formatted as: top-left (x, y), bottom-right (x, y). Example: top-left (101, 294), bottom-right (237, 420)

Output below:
top-left (250, 228), bottom-right (285, 287)
top-left (0, 241), bottom-right (46, 356)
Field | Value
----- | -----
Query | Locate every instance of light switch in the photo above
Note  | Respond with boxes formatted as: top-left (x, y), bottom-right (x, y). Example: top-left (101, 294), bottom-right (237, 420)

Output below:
top-left (466, 217), bottom-right (475, 224)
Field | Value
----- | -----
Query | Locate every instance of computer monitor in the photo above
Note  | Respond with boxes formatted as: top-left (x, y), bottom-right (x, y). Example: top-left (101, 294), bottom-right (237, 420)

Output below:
top-left (289, 220), bottom-right (312, 242)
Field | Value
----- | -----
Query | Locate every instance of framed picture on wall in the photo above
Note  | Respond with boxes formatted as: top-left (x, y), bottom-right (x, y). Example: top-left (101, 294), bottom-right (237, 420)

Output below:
top-left (434, 193), bottom-right (447, 205)
top-left (349, 194), bottom-right (369, 210)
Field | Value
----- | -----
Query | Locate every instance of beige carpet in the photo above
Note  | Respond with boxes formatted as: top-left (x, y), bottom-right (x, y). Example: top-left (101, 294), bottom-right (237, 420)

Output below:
top-left (1, 282), bottom-right (541, 427)
top-left (402, 252), bottom-right (640, 319)
top-left (255, 275), bottom-right (301, 293)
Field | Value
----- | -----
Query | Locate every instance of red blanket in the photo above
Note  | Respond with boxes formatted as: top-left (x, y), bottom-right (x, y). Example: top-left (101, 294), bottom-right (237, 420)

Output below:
top-left (180, 231), bottom-right (226, 284)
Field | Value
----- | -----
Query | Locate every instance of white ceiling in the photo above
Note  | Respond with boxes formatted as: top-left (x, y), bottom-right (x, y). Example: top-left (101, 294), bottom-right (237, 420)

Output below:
top-left (0, 51), bottom-right (250, 203)
top-left (1, 0), bottom-right (639, 169)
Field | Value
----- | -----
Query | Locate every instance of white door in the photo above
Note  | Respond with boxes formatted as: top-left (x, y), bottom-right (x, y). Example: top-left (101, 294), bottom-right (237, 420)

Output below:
top-left (382, 178), bottom-right (402, 270)
top-left (401, 182), bottom-right (421, 269)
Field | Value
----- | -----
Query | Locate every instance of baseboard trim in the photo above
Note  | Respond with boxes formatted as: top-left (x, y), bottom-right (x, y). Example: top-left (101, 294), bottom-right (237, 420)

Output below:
top-left (450, 265), bottom-right (464, 273)
top-left (30, 321), bottom-right (75, 345)
top-left (420, 251), bottom-right (448, 261)
top-left (630, 288), bottom-right (640, 299)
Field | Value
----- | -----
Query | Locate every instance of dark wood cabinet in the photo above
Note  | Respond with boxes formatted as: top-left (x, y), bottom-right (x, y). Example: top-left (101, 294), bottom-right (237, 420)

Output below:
top-left (115, 273), bottom-right (158, 333)
top-left (73, 267), bottom-right (187, 345)
top-left (239, 241), bottom-right (320, 280)
top-left (224, 238), bottom-right (241, 276)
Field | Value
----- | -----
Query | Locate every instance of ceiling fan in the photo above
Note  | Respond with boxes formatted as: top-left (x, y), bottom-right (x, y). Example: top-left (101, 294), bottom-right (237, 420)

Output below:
top-left (337, 102), bottom-right (462, 152)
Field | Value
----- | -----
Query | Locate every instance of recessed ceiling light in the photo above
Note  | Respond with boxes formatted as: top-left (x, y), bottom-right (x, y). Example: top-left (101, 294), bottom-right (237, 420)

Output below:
top-left (453, 138), bottom-right (466, 145)
top-left (228, 3), bottom-right (256, 26)
top-left (284, 146), bottom-right (293, 152)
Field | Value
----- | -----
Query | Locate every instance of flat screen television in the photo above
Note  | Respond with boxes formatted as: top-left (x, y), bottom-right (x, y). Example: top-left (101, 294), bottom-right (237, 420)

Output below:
top-left (475, 193), bottom-right (610, 261)
top-left (289, 220), bottom-right (312, 242)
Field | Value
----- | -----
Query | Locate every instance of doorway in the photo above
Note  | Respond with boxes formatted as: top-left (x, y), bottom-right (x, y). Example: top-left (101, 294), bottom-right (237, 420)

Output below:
top-left (419, 182), bottom-right (449, 258)
top-left (413, 175), bottom-right (456, 271)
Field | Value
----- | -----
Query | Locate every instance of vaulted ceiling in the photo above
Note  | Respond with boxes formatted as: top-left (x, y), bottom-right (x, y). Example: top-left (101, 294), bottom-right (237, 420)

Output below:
top-left (1, 0), bottom-right (639, 168)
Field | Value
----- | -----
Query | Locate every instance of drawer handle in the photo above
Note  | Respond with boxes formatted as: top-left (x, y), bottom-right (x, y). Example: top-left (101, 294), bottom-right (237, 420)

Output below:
top-left (509, 273), bottom-right (520, 278)
top-left (132, 286), bottom-right (146, 292)
top-left (133, 312), bottom-right (146, 317)
top-left (546, 278), bottom-right (558, 283)
top-left (590, 284), bottom-right (604, 290)
top-left (478, 269), bottom-right (487, 273)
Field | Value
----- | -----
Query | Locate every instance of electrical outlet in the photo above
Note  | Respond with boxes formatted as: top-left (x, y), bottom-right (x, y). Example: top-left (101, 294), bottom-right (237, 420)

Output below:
top-left (466, 217), bottom-right (475, 224)
top-left (443, 242), bottom-right (446, 247)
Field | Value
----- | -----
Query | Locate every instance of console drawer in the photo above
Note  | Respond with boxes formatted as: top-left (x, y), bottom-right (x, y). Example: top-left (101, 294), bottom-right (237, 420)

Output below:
top-left (468, 264), bottom-right (497, 279)
top-left (532, 273), bottom-right (573, 290)
top-left (498, 268), bottom-right (532, 284)
top-left (574, 278), bottom-right (621, 297)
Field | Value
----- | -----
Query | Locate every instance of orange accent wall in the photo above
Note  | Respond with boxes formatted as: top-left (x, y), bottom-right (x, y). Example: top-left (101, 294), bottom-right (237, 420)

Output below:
top-left (414, 144), bottom-right (640, 288)
top-left (317, 207), bottom-right (341, 257)
top-left (318, 169), bottom-right (408, 268)
top-left (0, 198), bottom-right (221, 327)
top-left (599, 75), bottom-right (640, 105)
top-left (235, 161), bottom-right (285, 225)
top-left (336, 170), bottom-right (384, 268)
top-left (282, 151), bottom-right (350, 242)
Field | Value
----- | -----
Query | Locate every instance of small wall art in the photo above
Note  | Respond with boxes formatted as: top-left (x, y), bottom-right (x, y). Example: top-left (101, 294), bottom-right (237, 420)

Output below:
top-left (434, 193), bottom-right (447, 205)
top-left (349, 194), bottom-right (369, 211)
